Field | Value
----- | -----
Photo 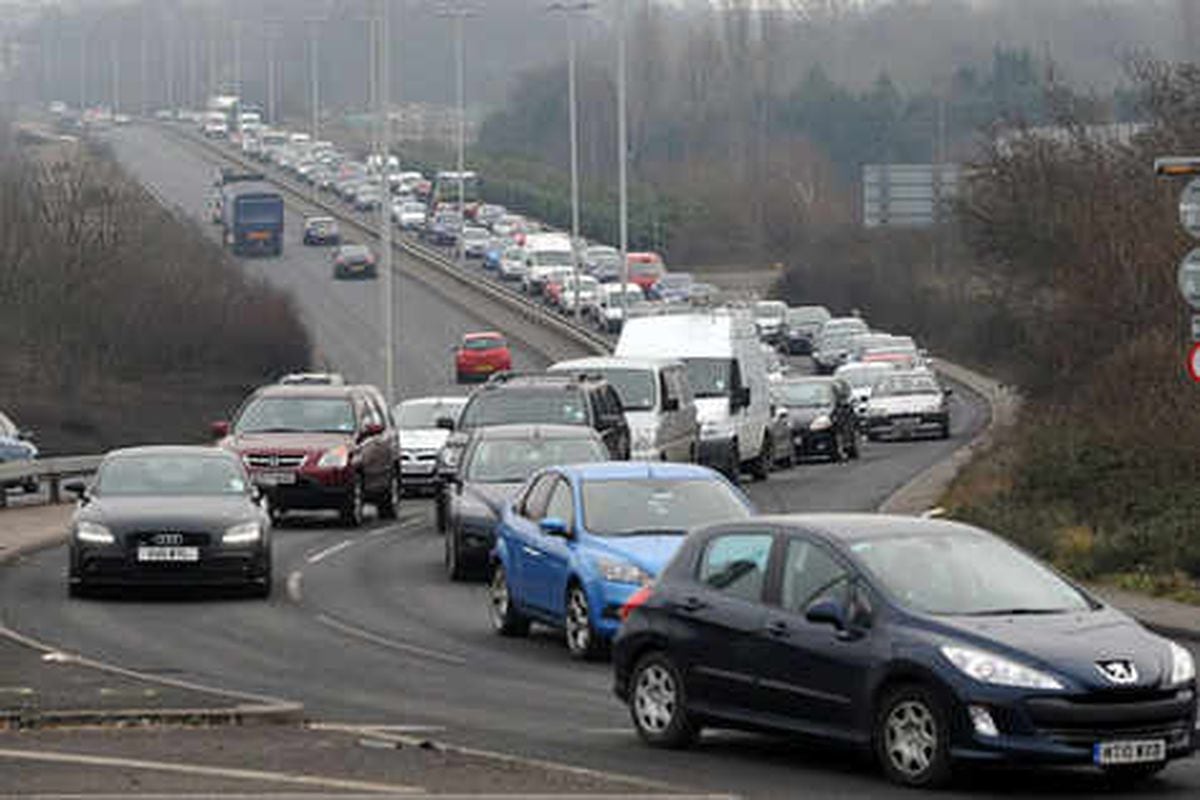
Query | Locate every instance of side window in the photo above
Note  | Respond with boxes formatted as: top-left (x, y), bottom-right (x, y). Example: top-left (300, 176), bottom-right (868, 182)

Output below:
top-left (698, 533), bottom-right (774, 603)
top-left (659, 371), bottom-right (675, 409)
top-left (781, 538), bottom-right (851, 614)
top-left (543, 479), bottom-right (575, 530)
top-left (519, 474), bottom-right (557, 519)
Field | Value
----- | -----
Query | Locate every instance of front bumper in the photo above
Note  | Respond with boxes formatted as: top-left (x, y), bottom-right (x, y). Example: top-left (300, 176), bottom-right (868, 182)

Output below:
top-left (794, 427), bottom-right (837, 457)
top-left (947, 684), bottom-right (1197, 767)
top-left (71, 542), bottom-right (269, 587)
top-left (866, 412), bottom-right (948, 439)
top-left (589, 580), bottom-right (643, 640)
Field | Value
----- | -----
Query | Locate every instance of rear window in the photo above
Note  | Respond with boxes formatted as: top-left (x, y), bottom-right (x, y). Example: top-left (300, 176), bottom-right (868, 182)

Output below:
top-left (460, 389), bottom-right (589, 428)
top-left (463, 337), bottom-right (505, 351)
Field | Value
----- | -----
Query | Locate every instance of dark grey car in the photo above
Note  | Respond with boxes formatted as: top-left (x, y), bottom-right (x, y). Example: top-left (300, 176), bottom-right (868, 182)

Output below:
top-left (444, 424), bottom-right (608, 580)
top-left (66, 446), bottom-right (272, 597)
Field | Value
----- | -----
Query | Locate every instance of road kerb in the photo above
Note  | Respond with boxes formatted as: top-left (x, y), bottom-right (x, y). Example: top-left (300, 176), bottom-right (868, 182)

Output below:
top-left (0, 623), bottom-right (304, 730)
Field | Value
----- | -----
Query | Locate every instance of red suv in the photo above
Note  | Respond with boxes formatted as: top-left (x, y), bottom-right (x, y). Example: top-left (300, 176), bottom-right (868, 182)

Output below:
top-left (213, 385), bottom-right (400, 527)
top-left (455, 332), bottom-right (512, 383)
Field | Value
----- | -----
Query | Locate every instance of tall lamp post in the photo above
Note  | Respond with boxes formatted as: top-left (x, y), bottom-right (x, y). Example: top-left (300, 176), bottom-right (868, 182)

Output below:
top-left (548, 1), bottom-right (593, 322)
top-left (437, 6), bottom-right (474, 268)
top-left (616, 0), bottom-right (629, 316)
top-left (378, 0), bottom-right (396, 406)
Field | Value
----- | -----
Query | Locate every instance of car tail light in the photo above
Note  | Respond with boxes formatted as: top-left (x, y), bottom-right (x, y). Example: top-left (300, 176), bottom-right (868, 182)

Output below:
top-left (620, 585), bottom-right (654, 621)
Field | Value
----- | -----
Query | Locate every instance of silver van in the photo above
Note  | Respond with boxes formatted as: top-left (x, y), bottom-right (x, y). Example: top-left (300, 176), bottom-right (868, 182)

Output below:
top-left (549, 356), bottom-right (699, 462)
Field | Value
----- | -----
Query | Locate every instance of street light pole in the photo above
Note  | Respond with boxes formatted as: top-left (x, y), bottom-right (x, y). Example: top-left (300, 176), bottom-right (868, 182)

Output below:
top-left (308, 21), bottom-right (320, 141)
top-left (454, 11), bottom-right (466, 268)
top-left (379, 1), bottom-right (395, 407)
top-left (549, 2), bottom-right (593, 322)
top-left (616, 0), bottom-right (629, 316)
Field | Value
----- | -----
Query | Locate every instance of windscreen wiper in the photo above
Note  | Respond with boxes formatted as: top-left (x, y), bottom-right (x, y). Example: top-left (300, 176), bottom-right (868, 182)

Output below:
top-left (962, 608), bottom-right (1069, 616)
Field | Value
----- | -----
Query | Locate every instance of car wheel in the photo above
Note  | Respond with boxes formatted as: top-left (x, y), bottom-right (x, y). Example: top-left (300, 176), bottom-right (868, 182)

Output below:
top-left (565, 583), bottom-right (605, 660)
top-left (875, 683), bottom-right (953, 789)
top-left (939, 422), bottom-right (951, 440)
top-left (488, 564), bottom-right (530, 637)
top-left (445, 525), bottom-right (466, 581)
top-left (629, 651), bottom-right (698, 748)
top-left (749, 434), bottom-right (771, 481)
top-left (340, 475), bottom-right (365, 528)
top-left (376, 469), bottom-right (400, 520)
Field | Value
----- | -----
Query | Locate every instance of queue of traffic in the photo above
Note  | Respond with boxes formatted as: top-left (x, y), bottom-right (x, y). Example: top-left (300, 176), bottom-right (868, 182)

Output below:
top-left (51, 106), bottom-right (1200, 789)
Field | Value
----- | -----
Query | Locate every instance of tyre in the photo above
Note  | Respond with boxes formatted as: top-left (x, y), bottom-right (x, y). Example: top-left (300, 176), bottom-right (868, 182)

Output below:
top-left (939, 422), bottom-right (951, 440)
top-left (748, 434), bottom-right (771, 481)
top-left (874, 683), bottom-right (953, 789)
top-left (445, 525), bottom-right (466, 581)
top-left (721, 442), bottom-right (740, 482)
top-left (628, 651), bottom-right (699, 748)
top-left (565, 583), bottom-right (605, 660)
top-left (375, 469), bottom-right (400, 520)
top-left (488, 564), bottom-right (530, 637)
top-left (339, 475), bottom-right (365, 528)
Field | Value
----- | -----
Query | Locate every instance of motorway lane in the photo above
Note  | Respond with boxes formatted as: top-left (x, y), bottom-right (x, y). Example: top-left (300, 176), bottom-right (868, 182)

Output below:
top-left (8, 126), bottom-right (1197, 795)
top-left (103, 124), bottom-right (549, 398)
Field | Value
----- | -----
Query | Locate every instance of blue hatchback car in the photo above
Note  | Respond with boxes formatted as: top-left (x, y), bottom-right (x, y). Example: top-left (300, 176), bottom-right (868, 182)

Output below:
top-left (489, 462), bottom-right (754, 659)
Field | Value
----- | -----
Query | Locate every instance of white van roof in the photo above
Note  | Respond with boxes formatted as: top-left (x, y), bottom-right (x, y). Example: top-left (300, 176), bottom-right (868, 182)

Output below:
top-left (550, 356), bottom-right (683, 373)
top-left (616, 310), bottom-right (754, 360)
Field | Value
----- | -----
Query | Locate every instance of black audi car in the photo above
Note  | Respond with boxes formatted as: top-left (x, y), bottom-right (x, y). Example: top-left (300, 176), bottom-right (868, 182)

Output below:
top-left (66, 446), bottom-right (272, 597)
top-left (443, 424), bottom-right (608, 580)
top-left (613, 515), bottom-right (1196, 788)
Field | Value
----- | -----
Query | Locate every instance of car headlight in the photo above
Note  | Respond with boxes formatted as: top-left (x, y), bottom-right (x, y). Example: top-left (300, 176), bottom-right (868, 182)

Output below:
top-left (941, 645), bottom-right (1064, 690)
top-left (438, 447), bottom-right (461, 471)
top-left (223, 521), bottom-right (262, 544)
top-left (594, 556), bottom-right (651, 585)
top-left (76, 521), bottom-right (114, 544)
top-left (810, 415), bottom-right (833, 432)
top-left (316, 445), bottom-right (350, 469)
top-left (1169, 641), bottom-right (1196, 685)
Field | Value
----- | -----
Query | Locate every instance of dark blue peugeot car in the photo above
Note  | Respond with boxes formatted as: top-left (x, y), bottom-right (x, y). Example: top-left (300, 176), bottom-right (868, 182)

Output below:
top-left (613, 515), bottom-right (1197, 788)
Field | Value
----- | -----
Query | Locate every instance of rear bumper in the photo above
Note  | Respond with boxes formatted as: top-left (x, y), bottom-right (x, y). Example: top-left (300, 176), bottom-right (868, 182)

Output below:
top-left (866, 413), bottom-right (948, 438)
top-left (252, 469), bottom-right (354, 511)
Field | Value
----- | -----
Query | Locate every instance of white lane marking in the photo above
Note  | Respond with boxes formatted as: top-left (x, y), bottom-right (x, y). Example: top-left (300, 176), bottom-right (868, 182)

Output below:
top-left (21, 794), bottom-right (730, 799)
top-left (307, 539), bottom-right (355, 564)
top-left (310, 722), bottom-right (447, 734)
top-left (0, 748), bottom-right (422, 794)
top-left (287, 570), bottom-right (304, 603)
top-left (579, 727), bottom-right (635, 736)
top-left (320, 727), bottom-right (705, 795)
top-left (314, 614), bottom-right (466, 666)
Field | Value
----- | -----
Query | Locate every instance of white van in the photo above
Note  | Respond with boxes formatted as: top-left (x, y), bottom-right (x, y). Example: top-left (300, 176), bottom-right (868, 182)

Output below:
top-left (522, 232), bottom-right (575, 296)
top-left (615, 309), bottom-right (773, 480)
top-left (550, 356), bottom-right (699, 463)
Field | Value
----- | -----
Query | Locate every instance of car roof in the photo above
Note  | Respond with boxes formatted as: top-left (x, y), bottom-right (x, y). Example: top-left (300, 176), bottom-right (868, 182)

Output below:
top-left (400, 396), bottom-right (466, 407)
top-left (472, 424), bottom-right (602, 442)
top-left (105, 445), bottom-right (238, 460)
top-left (738, 513), bottom-right (987, 543)
top-left (551, 356), bottom-right (681, 372)
top-left (252, 384), bottom-right (360, 399)
top-left (480, 372), bottom-right (601, 390)
top-left (305, 216), bottom-right (334, 223)
top-left (556, 461), bottom-right (720, 482)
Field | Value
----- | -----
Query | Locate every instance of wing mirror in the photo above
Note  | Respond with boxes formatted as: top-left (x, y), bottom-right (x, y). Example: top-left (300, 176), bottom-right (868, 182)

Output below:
top-left (662, 397), bottom-right (680, 412)
top-left (210, 420), bottom-right (231, 439)
top-left (63, 480), bottom-right (88, 500)
top-left (943, 388), bottom-right (954, 397)
top-left (435, 416), bottom-right (456, 431)
top-left (805, 597), bottom-right (848, 630)
top-left (539, 517), bottom-right (571, 537)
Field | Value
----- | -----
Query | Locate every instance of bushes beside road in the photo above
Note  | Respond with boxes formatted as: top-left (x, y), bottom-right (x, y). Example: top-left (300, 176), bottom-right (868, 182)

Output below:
top-left (0, 123), bottom-right (310, 455)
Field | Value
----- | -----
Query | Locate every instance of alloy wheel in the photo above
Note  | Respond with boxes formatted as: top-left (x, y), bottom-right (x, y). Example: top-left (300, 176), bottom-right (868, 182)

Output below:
top-left (884, 699), bottom-right (937, 779)
top-left (565, 587), bottom-right (592, 656)
top-left (633, 662), bottom-right (678, 735)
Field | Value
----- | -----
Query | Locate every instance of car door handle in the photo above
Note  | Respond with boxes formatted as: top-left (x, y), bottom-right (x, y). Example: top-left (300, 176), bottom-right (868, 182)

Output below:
top-left (522, 546), bottom-right (542, 558)
top-left (674, 596), bottom-right (708, 613)
top-left (765, 619), bottom-right (790, 638)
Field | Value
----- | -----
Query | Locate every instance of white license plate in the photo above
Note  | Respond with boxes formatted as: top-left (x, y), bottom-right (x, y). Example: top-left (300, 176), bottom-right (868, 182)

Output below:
top-left (401, 463), bottom-right (435, 475)
top-left (256, 471), bottom-right (296, 486)
top-left (137, 546), bottom-right (199, 563)
top-left (1093, 740), bottom-right (1166, 765)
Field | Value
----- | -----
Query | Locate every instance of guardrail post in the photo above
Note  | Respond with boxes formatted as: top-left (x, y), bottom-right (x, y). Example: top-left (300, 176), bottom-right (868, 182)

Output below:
top-left (48, 476), bottom-right (60, 504)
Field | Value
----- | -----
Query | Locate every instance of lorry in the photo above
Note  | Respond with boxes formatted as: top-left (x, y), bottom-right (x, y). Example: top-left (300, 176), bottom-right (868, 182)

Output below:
top-left (218, 171), bottom-right (284, 257)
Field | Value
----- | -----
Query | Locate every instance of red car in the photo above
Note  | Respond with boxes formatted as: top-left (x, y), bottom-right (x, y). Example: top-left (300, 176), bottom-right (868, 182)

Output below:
top-left (627, 252), bottom-right (666, 292)
top-left (455, 332), bottom-right (512, 383)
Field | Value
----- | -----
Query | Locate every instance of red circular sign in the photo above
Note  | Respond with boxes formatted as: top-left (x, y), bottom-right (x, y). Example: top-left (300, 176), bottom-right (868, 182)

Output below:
top-left (1188, 343), bottom-right (1200, 383)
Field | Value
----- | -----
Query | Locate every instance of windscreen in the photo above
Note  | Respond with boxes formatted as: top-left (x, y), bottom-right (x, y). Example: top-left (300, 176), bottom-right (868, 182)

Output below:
top-left (235, 397), bottom-right (356, 434)
top-left (466, 437), bottom-right (607, 483)
top-left (875, 374), bottom-right (940, 397)
top-left (463, 337), bottom-right (505, 351)
top-left (97, 455), bottom-right (248, 496)
top-left (237, 197), bottom-right (282, 224)
top-left (777, 381), bottom-right (834, 407)
top-left (683, 358), bottom-right (735, 399)
top-left (850, 531), bottom-right (1092, 616)
top-left (835, 366), bottom-right (892, 389)
top-left (460, 390), bottom-right (588, 428)
top-left (581, 478), bottom-right (748, 535)
top-left (397, 400), bottom-right (464, 429)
